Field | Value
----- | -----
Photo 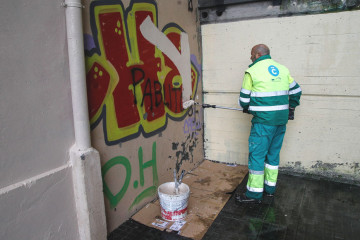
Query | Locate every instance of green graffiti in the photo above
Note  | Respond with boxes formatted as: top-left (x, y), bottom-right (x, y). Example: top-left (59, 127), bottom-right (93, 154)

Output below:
top-left (133, 180), bottom-right (139, 189)
top-left (129, 186), bottom-right (157, 210)
top-left (102, 156), bottom-right (131, 209)
top-left (139, 141), bottom-right (159, 187)
top-left (102, 142), bottom-right (159, 210)
top-left (129, 141), bottom-right (159, 210)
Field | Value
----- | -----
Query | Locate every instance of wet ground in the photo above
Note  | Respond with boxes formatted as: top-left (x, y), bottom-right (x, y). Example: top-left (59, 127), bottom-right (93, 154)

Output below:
top-left (108, 173), bottom-right (360, 240)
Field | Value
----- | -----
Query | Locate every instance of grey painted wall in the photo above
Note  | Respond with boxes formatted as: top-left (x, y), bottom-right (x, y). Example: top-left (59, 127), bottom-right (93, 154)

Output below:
top-left (0, 0), bottom-right (74, 188)
top-left (0, 0), bottom-right (79, 239)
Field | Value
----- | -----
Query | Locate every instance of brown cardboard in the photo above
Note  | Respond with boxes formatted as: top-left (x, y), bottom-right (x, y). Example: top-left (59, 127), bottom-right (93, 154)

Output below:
top-left (132, 160), bottom-right (248, 239)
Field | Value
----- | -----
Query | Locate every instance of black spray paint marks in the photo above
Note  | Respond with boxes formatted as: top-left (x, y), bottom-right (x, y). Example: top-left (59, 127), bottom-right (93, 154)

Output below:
top-left (172, 132), bottom-right (199, 173)
top-left (172, 142), bottom-right (179, 150)
top-left (351, 162), bottom-right (359, 170)
top-left (294, 161), bottom-right (302, 167)
top-left (171, 106), bottom-right (202, 173)
top-left (311, 160), bottom-right (344, 170)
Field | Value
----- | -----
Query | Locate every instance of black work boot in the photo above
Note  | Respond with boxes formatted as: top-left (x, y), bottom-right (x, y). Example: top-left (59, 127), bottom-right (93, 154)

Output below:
top-left (235, 193), bottom-right (262, 204)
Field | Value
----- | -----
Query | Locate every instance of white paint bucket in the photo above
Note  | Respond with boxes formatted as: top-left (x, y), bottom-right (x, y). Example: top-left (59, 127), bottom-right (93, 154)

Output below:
top-left (158, 182), bottom-right (190, 221)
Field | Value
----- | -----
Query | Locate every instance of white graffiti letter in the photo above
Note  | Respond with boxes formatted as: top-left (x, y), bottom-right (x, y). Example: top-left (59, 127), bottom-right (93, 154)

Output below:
top-left (140, 16), bottom-right (191, 103)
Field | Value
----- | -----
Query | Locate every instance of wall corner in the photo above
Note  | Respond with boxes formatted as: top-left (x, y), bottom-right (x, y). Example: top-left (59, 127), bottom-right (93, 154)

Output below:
top-left (70, 145), bottom-right (107, 240)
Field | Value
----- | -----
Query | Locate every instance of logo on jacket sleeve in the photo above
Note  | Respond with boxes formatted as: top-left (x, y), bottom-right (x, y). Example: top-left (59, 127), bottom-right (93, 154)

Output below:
top-left (268, 65), bottom-right (279, 76)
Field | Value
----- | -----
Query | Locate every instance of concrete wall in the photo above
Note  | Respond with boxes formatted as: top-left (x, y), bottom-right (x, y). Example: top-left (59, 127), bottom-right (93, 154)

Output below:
top-left (0, 0), bottom-right (79, 239)
top-left (199, 0), bottom-right (360, 24)
top-left (82, 0), bottom-right (203, 232)
top-left (202, 10), bottom-right (360, 183)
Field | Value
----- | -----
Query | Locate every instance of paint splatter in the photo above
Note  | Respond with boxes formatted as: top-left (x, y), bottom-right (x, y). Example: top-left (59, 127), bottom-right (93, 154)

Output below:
top-left (173, 132), bottom-right (199, 173)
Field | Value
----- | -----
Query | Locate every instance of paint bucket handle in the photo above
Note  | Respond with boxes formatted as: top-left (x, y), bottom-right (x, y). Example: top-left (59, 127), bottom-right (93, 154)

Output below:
top-left (178, 170), bottom-right (185, 185)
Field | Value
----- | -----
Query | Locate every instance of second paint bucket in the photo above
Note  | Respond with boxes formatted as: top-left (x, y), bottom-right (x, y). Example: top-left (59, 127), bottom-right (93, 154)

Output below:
top-left (158, 182), bottom-right (190, 221)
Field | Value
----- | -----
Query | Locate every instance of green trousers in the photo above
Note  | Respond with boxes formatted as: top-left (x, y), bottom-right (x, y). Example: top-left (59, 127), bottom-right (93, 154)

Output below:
top-left (246, 123), bottom-right (286, 200)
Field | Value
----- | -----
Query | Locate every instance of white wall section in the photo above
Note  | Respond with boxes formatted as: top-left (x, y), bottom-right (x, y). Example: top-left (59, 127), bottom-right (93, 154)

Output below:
top-left (140, 16), bottom-right (192, 102)
top-left (202, 10), bottom-right (360, 181)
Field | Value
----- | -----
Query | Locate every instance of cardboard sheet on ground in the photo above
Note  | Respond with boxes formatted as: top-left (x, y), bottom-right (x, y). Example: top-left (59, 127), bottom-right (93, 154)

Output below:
top-left (132, 160), bottom-right (248, 240)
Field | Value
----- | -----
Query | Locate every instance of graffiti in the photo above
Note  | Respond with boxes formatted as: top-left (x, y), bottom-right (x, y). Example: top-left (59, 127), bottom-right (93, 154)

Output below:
top-left (183, 108), bottom-right (202, 135)
top-left (140, 16), bottom-right (192, 101)
top-left (167, 107), bottom-right (202, 172)
top-left (102, 142), bottom-right (158, 210)
top-left (172, 133), bottom-right (199, 173)
top-left (173, 110), bottom-right (201, 173)
top-left (85, 0), bottom-right (200, 145)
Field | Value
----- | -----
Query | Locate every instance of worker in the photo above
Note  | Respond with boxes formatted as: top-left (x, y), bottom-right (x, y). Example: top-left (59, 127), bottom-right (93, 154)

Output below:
top-left (236, 44), bottom-right (302, 203)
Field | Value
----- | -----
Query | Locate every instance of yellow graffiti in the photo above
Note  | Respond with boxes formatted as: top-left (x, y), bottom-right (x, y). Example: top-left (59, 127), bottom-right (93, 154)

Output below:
top-left (86, 1), bottom-right (199, 144)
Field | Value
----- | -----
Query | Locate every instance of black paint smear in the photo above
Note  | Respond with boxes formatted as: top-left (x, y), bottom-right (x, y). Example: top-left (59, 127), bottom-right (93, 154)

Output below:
top-left (172, 142), bottom-right (179, 150)
top-left (174, 133), bottom-right (199, 173)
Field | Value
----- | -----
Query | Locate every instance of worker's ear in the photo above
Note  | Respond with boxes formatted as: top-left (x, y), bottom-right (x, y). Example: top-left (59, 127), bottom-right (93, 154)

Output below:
top-left (256, 53), bottom-right (262, 59)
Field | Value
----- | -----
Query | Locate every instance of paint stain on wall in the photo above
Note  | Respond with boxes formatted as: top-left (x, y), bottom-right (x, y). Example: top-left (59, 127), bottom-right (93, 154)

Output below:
top-left (170, 104), bottom-right (202, 173)
top-left (311, 160), bottom-right (343, 170)
top-left (283, 0), bottom-right (360, 12)
top-left (172, 132), bottom-right (200, 173)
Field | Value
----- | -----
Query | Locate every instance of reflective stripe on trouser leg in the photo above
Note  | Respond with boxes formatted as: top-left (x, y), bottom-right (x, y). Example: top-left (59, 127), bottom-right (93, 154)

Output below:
top-left (265, 125), bottom-right (286, 194)
top-left (264, 164), bottom-right (278, 194)
top-left (246, 171), bottom-right (264, 199)
top-left (246, 123), bottom-right (270, 200)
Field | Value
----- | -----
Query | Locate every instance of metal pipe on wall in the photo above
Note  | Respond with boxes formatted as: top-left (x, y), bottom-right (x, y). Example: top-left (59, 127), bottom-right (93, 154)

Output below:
top-left (63, 1), bottom-right (107, 240)
top-left (64, 0), bottom-right (91, 151)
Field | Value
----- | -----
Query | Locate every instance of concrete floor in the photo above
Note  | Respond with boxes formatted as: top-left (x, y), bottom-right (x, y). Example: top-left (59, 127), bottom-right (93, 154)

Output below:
top-left (108, 173), bottom-right (360, 240)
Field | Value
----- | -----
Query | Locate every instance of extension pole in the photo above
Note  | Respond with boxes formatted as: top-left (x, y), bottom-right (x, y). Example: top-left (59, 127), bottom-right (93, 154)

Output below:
top-left (202, 104), bottom-right (243, 111)
top-left (182, 100), bottom-right (243, 111)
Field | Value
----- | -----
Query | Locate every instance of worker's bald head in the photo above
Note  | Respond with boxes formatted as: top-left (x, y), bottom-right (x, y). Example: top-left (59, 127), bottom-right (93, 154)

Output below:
top-left (250, 44), bottom-right (270, 62)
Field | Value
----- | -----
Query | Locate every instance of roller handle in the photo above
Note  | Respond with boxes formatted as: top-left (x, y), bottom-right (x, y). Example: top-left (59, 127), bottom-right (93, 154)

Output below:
top-left (202, 104), bottom-right (216, 108)
top-left (178, 170), bottom-right (185, 185)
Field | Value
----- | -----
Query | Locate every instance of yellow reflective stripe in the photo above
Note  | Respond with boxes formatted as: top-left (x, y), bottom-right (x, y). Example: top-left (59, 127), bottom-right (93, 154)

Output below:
top-left (242, 73), bottom-right (253, 91)
top-left (246, 59), bottom-right (291, 92)
top-left (251, 90), bottom-right (289, 97)
top-left (248, 172), bottom-right (264, 189)
top-left (249, 104), bottom-right (289, 111)
top-left (265, 166), bottom-right (278, 183)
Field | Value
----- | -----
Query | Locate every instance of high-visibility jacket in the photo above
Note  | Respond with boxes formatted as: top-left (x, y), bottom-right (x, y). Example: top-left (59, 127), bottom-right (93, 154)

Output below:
top-left (239, 55), bottom-right (302, 125)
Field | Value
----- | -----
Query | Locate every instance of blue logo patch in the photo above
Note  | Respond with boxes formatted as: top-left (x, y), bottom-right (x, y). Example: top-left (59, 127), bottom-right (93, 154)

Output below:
top-left (268, 65), bottom-right (279, 76)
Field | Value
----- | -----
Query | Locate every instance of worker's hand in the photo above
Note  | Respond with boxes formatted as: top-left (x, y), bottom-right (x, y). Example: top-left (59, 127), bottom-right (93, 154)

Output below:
top-left (243, 108), bottom-right (250, 114)
top-left (288, 108), bottom-right (295, 120)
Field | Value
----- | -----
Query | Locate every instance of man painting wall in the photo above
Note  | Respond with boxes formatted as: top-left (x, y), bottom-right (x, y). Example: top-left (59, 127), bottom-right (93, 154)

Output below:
top-left (237, 44), bottom-right (302, 203)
